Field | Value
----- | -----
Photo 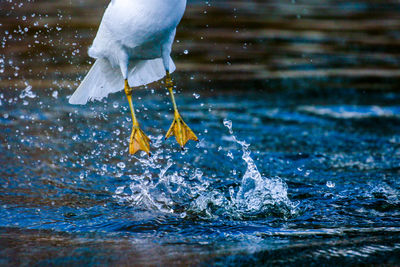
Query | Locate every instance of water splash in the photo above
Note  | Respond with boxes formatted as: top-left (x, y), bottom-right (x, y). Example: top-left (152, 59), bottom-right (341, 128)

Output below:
top-left (190, 119), bottom-right (295, 219)
top-left (114, 120), bottom-right (295, 220)
top-left (113, 135), bottom-right (211, 214)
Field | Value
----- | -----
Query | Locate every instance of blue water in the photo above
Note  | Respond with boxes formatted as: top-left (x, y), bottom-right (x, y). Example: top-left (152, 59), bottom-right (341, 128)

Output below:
top-left (1, 84), bottom-right (400, 265)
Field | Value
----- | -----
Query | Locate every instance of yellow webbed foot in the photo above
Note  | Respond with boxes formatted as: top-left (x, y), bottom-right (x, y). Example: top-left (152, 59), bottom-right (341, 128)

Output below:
top-left (165, 111), bottom-right (198, 148)
top-left (129, 126), bottom-right (151, 156)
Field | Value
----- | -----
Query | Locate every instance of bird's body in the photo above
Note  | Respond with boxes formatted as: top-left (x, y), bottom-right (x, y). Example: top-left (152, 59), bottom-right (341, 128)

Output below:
top-left (70, 0), bottom-right (186, 104)
top-left (91, 0), bottom-right (185, 67)
top-left (69, 0), bottom-right (198, 155)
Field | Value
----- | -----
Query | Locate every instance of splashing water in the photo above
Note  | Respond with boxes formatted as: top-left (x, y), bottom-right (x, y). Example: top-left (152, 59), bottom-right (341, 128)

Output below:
top-left (190, 119), bottom-right (295, 219)
top-left (114, 120), bottom-right (295, 220)
top-left (113, 135), bottom-right (212, 215)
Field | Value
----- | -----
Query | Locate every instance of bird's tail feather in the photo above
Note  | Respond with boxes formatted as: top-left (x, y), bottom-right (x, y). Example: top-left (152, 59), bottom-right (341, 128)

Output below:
top-left (69, 57), bottom-right (176, 105)
top-left (127, 56), bottom-right (175, 87)
top-left (69, 58), bottom-right (122, 105)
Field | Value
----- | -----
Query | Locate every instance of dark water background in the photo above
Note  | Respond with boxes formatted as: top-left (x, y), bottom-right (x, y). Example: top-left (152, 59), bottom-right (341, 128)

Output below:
top-left (1, 0), bottom-right (400, 266)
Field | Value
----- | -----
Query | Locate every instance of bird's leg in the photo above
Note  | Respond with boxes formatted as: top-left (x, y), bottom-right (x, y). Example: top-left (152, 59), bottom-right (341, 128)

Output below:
top-left (165, 72), bottom-right (198, 148)
top-left (124, 79), bottom-right (151, 156)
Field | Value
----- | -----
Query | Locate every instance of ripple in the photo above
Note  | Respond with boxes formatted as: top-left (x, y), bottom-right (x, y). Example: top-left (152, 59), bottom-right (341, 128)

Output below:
top-left (298, 105), bottom-right (400, 119)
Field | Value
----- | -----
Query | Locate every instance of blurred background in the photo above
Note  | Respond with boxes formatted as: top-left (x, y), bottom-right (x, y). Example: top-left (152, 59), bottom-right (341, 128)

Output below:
top-left (1, 0), bottom-right (400, 266)
top-left (2, 0), bottom-right (400, 95)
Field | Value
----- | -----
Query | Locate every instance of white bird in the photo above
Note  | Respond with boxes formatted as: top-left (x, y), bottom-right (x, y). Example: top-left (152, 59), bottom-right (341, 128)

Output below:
top-left (69, 0), bottom-right (198, 155)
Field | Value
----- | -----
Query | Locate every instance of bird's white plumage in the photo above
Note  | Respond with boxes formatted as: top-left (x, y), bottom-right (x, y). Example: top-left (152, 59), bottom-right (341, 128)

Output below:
top-left (69, 0), bottom-right (186, 104)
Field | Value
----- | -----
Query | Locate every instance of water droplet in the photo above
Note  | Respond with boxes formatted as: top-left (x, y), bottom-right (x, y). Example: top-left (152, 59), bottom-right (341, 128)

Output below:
top-left (19, 85), bottom-right (36, 99)
top-left (115, 186), bottom-right (125, 194)
top-left (117, 162), bottom-right (126, 169)
top-left (193, 93), bottom-right (200, 99)
top-left (183, 49), bottom-right (189, 55)
top-left (326, 181), bottom-right (335, 188)
top-left (223, 119), bottom-right (233, 134)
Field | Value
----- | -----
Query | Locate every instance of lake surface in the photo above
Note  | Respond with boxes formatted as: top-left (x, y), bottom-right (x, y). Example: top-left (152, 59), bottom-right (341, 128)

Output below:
top-left (1, 0), bottom-right (400, 266)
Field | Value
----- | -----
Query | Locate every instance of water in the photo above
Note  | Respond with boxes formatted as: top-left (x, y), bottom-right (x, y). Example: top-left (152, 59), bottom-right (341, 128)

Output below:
top-left (1, 87), bottom-right (400, 265)
top-left (1, 0), bottom-right (400, 266)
